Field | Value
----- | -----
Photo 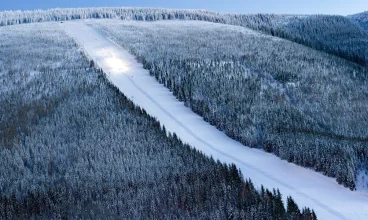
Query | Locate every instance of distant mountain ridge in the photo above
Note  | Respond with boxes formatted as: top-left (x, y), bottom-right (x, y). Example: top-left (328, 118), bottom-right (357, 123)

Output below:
top-left (350, 11), bottom-right (368, 30)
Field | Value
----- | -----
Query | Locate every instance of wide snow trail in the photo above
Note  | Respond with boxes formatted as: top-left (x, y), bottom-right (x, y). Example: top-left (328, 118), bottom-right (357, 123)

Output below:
top-left (63, 20), bottom-right (368, 220)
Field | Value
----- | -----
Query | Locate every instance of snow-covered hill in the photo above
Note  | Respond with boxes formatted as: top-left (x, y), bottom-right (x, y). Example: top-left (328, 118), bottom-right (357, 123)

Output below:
top-left (1, 22), bottom-right (312, 219)
top-left (63, 20), bottom-right (368, 220)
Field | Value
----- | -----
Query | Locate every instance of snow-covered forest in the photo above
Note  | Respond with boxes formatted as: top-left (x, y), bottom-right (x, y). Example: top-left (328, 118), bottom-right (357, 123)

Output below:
top-left (0, 22), bottom-right (317, 219)
top-left (1, 6), bottom-right (367, 218)
top-left (272, 15), bottom-right (368, 66)
top-left (1, 7), bottom-right (367, 66)
top-left (91, 19), bottom-right (368, 190)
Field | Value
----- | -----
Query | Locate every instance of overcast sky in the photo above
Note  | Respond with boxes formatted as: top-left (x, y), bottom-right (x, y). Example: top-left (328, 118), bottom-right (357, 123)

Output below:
top-left (1, 0), bottom-right (367, 15)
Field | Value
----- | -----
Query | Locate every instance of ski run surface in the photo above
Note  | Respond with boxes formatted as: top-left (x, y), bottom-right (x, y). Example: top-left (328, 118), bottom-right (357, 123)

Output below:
top-left (63, 20), bottom-right (368, 220)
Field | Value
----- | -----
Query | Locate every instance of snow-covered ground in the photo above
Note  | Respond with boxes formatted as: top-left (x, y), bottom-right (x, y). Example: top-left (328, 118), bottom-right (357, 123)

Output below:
top-left (62, 20), bottom-right (368, 220)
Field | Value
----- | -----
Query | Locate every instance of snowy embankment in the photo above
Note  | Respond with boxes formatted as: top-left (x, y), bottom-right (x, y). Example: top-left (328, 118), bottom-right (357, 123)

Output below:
top-left (62, 20), bottom-right (368, 220)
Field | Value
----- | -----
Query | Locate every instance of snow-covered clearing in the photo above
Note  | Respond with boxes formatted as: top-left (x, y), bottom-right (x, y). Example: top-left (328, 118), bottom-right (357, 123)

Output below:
top-left (62, 20), bottom-right (368, 220)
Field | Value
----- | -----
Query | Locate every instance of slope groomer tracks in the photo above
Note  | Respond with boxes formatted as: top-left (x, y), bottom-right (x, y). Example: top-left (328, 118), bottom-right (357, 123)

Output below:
top-left (62, 20), bottom-right (368, 220)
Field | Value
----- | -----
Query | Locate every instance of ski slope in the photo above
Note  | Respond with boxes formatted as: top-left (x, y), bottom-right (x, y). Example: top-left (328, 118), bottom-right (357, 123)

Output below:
top-left (62, 20), bottom-right (368, 220)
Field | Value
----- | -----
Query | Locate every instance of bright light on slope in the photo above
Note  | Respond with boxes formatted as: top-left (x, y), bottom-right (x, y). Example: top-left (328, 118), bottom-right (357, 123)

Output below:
top-left (96, 48), bottom-right (131, 76)
top-left (105, 56), bottom-right (130, 75)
